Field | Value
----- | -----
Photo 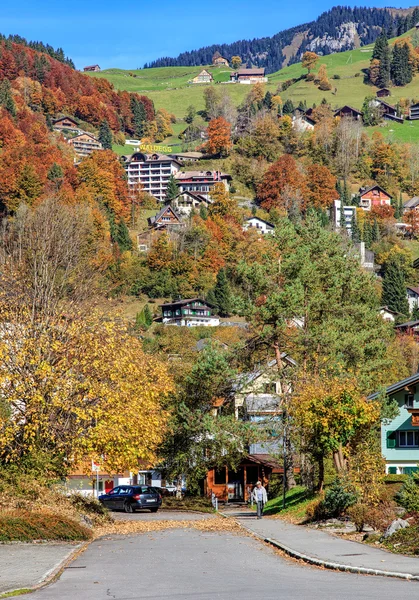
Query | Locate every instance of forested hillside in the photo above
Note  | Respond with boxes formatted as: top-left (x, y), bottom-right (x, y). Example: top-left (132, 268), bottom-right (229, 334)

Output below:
top-left (147, 5), bottom-right (419, 73)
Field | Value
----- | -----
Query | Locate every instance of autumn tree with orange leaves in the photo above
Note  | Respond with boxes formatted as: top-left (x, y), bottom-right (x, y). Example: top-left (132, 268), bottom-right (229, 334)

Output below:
top-left (306, 164), bottom-right (337, 210)
top-left (257, 154), bottom-right (307, 212)
top-left (206, 116), bottom-right (232, 157)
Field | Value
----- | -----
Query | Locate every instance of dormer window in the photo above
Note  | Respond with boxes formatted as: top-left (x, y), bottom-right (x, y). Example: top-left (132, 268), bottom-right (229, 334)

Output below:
top-left (405, 394), bottom-right (414, 408)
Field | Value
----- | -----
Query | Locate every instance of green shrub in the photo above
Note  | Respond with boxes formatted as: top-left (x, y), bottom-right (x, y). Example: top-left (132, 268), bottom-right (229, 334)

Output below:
top-left (348, 503), bottom-right (369, 532)
top-left (384, 474), bottom-right (409, 484)
top-left (321, 478), bottom-right (357, 518)
top-left (396, 475), bottom-right (419, 512)
top-left (69, 492), bottom-right (109, 517)
top-left (0, 512), bottom-right (92, 542)
top-left (332, 74), bottom-right (341, 79)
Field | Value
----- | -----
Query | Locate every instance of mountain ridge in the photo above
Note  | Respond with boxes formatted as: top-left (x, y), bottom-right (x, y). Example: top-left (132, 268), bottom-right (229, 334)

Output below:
top-left (146, 5), bottom-right (419, 73)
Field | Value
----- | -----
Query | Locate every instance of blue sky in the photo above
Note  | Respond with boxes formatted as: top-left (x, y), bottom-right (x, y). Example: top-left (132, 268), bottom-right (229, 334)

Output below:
top-left (2, 1), bottom-right (417, 69)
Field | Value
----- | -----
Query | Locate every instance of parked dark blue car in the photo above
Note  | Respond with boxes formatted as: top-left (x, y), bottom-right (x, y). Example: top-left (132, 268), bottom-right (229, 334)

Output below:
top-left (99, 485), bottom-right (162, 513)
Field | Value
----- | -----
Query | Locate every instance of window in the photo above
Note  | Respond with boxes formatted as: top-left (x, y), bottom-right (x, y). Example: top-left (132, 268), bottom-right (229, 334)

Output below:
top-left (405, 394), bottom-right (414, 408)
top-left (139, 244), bottom-right (148, 252)
top-left (264, 382), bottom-right (277, 394)
top-left (214, 468), bottom-right (226, 485)
top-left (399, 431), bottom-right (419, 447)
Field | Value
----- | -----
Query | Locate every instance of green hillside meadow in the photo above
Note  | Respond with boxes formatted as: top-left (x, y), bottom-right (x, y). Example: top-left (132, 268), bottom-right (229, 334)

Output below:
top-left (88, 29), bottom-right (419, 143)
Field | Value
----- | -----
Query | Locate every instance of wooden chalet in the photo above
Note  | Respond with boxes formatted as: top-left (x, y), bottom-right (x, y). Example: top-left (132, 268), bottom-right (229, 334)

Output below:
top-left (409, 102), bottom-right (419, 121)
top-left (190, 69), bottom-right (214, 84)
top-left (68, 132), bottom-right (102, 156)
top-left (212, 53), bottom-right (229, 67)
top-left (374, 99), bottom-right (403, 123)
top-left (83, 65), bottom-right (100, 72)
top-left (334, 105), bottom-right (363, 120)
top-left (230, 68), bottom-right (267, 83)
top-left (376, 88), bottom-right (391, 98)
top-left (53, 116), bottom-right (79, 131)
top-left (173, 191), bottom-right (211, 216)
top-left (403, 196), bottom-right (419, 212)
top-left (359, 184), bottom-right (392, 211)
top-left (395, 319), bottom-right (419, 336)
top-left (160, 298), bottom-right (220, 327)
top-left (148, 205), bottom-right (183, 229)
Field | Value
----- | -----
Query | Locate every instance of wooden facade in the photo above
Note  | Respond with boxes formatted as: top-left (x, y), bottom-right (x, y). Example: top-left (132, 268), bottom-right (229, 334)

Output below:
top-left (205, 455), bottom-right (281, 502)
top-left (334, 105), bottom-right (363, 120)
top-left (359, 184), bottom-right (392, 210)
top-left (53, 116), bottom-right (79, 131)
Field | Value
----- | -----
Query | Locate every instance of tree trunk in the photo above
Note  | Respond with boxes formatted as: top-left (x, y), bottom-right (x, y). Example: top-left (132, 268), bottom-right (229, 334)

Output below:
top-left (332, 445), bottom-right (346, 473)
top-left (317, 455), bottom-right (325, 492)
top-left (284, 431), bottom-right (296, 490)
top-left (175, 476), bottom-right (183, 499)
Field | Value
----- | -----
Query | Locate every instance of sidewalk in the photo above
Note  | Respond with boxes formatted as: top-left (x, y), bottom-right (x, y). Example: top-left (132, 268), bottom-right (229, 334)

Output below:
top-left (221, 507), bottom-right (419, 581)
top-left (0, 543), bottom-right (83, 596)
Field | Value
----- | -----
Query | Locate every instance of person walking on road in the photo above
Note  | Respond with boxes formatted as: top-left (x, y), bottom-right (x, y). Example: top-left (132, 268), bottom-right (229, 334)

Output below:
top-left (252, 481), bottom-right (267, 519)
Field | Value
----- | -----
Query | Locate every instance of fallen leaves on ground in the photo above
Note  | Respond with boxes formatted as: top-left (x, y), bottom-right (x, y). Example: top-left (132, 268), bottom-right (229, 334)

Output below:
top-left (93, 516), bottom-right (244, 539)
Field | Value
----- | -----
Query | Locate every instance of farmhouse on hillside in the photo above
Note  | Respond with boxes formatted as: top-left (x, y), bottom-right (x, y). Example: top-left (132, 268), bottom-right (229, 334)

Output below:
top-left (243, 217), bottom-right (275, 235)
top-left (409, 102), bottom-right (419, 120)
top-left (53, 116), bottom-right (79, 132)
top-left (376, 88), bottom-right (391, 98)
top-left (83, 65), bottom-right (101, 72)
top-left (173, 191), bottom-right (211, 217)
top-left (371, 98), bottom-right (403, 123)
top-left (190, 70), bottom-right (214, 84)
top-left (121, 152), bottom-right (181, 202)
top-left (403, 196), bottom-right (419, 212)
top-left (230, 68), bottom-right (267, 84)
top-left (212, 52), bottom-right (229, 67)
top-left (358, 184), bottom-right (392, 211)
top-left (334, 106), bottom-right (363, 120)
top-left (160, 298), bottom-right (220, 327)
top-left (369, 372), bottom-right (419, 475)
top-left (148, 205), bottom-right (184, 229)
top-left (68, 132), bottom-right (103, 156)
top-left (292, 109), bottom-right (315, 132)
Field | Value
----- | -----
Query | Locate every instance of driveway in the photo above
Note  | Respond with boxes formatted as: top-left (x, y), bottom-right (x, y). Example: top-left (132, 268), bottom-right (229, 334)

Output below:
top-left (30, 529), bottom-right (410, 600)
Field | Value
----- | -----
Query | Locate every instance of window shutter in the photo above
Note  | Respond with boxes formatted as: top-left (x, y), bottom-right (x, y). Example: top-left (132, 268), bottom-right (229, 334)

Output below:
top-left (386, 431), bottom-right (396, 448)
top-left (388, 467), bottom-right (397, 475)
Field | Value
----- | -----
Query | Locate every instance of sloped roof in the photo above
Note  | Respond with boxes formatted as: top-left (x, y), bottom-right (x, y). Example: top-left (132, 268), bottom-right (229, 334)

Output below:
top-left (233, 355), bottom-right (297, 392)
top-left (245, 217), bottom-right (275, 229)
top-left (160, 298), bottom-right (215, 309)
top-left (407, 286), bottom-right (419, 296)
top-left (235, 68), bottom-right (265, 76)
top-left (368, 371), bottom-right (419, 400)
top-left (148, 205), bottom-right (182, 226)
top-left (334, 105), bottom-right (363, 116)
top-left (404, 196), bottom-right (419, 209)
top-left (359, 184), bottom-right (391, 198)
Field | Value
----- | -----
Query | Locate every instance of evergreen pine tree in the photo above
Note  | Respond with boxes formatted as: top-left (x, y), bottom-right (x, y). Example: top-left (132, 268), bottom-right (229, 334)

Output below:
top-left (282, 99), bottom-right (294, 115)
top-left (165, 174), bottom-right (179, 204)
top-left (47, 163), bottom-right (63, 189)
top-left (351, 213), bottom-right (361, 243)
top-left (395, 193), bottom-right (403, 220)
top-left (131, 97), bottom-right (147, 139)
top-left (339, 197), bottom-right (347, 231)
top-left (363, 220), bottom-right (373, 248)
top-left (0, 78), bottom-right (16, 116)
top-left (264, 91), bottom-right (273, 110)
top-left (143, 304), bottom-right (153, 327)
top-left (371, 218), bottom-right (380, 243)
top-left (382, 255), bottom-right (410, 317)
top-left (46, 114), bottom-right (53, 131)
top-left (116, 219), bottom-right (133, 252)
top-left (213, 268), bottom-right (232, 317)
top-left (391, 42), bottom-right (412, 86)
top-left (372, 31), bottom-right (386, 60)
top-left (378, 38), bottom-right (391, 88)
top-left (343, 179), bottom-right (351, 204)
top-left (199, 204), bottom-right (208, 220)
top-left (99, 119), bottom-right (113, 150)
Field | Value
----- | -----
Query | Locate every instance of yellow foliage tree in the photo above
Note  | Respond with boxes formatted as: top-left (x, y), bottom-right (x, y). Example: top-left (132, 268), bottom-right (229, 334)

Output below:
top-left (292, 376), bottom-right (380, 490)
top-left (0, 308), bottom-right (173, 474)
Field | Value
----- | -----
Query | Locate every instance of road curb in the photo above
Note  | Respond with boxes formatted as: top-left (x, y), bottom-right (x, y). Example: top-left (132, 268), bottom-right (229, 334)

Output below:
top-left (220, 513), bottom-right (419, 582)
top-left (0, 541), bottom-right (90, 598)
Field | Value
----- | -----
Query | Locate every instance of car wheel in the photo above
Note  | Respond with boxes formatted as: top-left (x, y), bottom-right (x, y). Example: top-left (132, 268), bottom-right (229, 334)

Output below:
top-left (150, 508), bottom-right (158, 513)
top-left (124, 501), bottom-right (134, 513)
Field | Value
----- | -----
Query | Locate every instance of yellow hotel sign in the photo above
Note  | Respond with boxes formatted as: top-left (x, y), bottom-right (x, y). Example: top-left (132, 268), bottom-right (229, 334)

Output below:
top-left (139, 144), bottom-right (172, 154)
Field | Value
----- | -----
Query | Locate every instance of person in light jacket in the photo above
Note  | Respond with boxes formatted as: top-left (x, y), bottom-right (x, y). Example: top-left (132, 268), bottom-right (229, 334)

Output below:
top-left (252, 481), bottom-right (268, 519)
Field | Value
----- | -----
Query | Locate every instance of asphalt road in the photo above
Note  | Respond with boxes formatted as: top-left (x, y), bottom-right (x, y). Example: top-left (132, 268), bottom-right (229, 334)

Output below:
top-left (31, 529), bottom-right (412, 600)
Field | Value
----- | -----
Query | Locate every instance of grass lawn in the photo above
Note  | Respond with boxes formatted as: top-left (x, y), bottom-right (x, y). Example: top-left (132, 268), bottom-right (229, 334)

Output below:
top-left (263, 486), bottom-right (317, 522)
